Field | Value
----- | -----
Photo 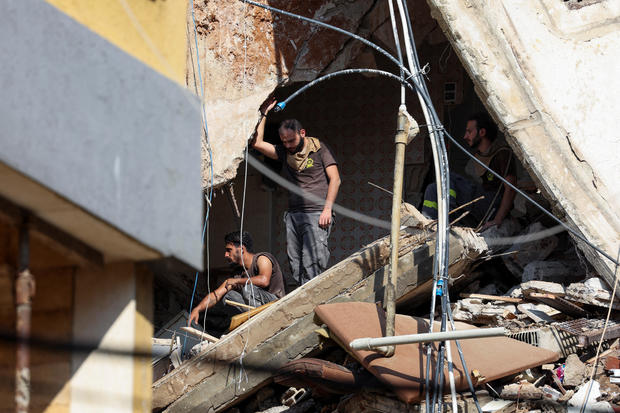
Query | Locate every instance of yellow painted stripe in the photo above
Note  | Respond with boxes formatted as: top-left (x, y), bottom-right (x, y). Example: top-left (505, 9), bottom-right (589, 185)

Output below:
top-left (44, 0), bottom-right (187, 84)
top-left (423, 200), bottom-right (438, 209)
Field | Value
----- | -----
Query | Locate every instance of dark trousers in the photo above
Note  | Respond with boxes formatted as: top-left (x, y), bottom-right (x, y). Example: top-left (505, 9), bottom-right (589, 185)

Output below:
top-left (285, 211), bottom-right (333, 287)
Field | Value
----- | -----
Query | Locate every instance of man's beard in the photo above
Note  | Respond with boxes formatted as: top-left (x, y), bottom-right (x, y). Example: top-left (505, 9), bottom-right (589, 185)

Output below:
top-left (471, 134), bottom-right (481, 149)
top-left (287, 137), bottom-right (305, 154)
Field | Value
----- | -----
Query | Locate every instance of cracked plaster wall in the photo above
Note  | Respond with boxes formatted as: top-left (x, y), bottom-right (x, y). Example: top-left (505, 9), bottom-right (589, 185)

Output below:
top-left (189, 0), bottom-right (379, 188)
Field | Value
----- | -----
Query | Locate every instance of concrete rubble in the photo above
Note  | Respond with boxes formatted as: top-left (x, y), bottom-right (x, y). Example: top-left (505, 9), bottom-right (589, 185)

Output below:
top-left (152, 215), bottom-right (490, 412)
top-left (149, 211), bottom-right (619, 413)
top-left (188, 219), bottom-right (620, 413)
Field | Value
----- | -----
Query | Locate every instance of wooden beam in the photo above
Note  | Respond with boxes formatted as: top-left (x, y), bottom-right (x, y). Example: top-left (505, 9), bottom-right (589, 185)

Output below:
top-left (224, 299), bottom-right (255, 310)
top-left (459, 293), bottom-right (523, 304)
top-left (180, 327), bottom-right (219, 343)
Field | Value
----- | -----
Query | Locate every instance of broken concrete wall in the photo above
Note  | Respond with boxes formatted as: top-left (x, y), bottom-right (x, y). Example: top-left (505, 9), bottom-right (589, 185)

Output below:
top-left (191, 0), bottom-right (458, 187)
top-left (425, 0), bottom-right (620, 284)
top-left (193, 0), bottom-right (469, 280)
top-left (190, 0), bottom-right (381, 187)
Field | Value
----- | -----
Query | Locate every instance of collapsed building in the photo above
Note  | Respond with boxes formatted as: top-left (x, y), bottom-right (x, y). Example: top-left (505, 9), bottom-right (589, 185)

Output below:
top-left (1, 0), bottom-right (619, 412)
top-left (152, 0), bottom-right (620, 412)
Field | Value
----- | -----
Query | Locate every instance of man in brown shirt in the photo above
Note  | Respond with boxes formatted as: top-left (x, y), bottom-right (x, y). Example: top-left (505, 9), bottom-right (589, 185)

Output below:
top-left (253, 98), bottom-right (341, 287)
top-left (463, 113), bottom-right (516, 230)
top-left (188, 231), bottom-right (284, 327)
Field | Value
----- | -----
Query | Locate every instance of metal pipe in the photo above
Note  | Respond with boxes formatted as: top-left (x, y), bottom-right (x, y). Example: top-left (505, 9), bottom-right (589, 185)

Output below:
top-left (387, 0), bottom-right (406, 106)
top-left (15, 222), bottom-right (34, 413)
top-left (349, 327), bottom-right (506, 350)
top-left (383, 106), bottom-right (411, 357)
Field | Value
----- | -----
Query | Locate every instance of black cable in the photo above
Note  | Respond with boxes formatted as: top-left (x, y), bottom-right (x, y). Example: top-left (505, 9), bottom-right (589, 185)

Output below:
top-left (277, 69), bottom-right (418, 110)
top-left (446, 299), bottom-right (483, 409)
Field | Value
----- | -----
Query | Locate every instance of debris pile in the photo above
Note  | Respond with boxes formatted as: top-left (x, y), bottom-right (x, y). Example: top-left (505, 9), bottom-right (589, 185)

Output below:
top-left (219, 223), bottom-right (620, 413)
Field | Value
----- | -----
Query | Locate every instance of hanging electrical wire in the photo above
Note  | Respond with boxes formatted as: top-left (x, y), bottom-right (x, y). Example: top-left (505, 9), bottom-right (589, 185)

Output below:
top-left (183, 0), bottom-right (216, 358)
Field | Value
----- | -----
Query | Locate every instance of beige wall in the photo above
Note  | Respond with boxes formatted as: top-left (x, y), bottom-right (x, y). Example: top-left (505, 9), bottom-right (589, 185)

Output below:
top-left (71, 262), bottom-right (152, 413)
top-left (0, 215), bottom-right (153, 413)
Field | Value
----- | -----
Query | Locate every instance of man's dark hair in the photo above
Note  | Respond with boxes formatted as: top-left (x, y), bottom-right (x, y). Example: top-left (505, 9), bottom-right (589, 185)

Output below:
top-left (468, 112), bottom-right (498, 142)
top-left (224, 231), bottom-right (254, 252)
top-left (279, 119), bottom-right (304, 133)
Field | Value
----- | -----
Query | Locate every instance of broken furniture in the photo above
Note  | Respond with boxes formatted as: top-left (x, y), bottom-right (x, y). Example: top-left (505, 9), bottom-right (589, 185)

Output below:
top-left (555, 318), bottom-right (620, 348)
top-left (314, 301), bottom-right (558, 403)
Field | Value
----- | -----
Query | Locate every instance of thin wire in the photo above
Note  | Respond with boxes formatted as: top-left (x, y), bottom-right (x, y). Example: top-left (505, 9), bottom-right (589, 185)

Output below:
top-left (443, 131), bottom-right (618, 266)
top-left (278, 69), bottom-right (419, 109)
top-left (182, 0), bottom-right (215, 357)
top-left (237, 0), bottom-right (254, 387)
top-left (579, 246), bottom-right (620, 413)
top-left (239, 1), bottom-right (252, 281)
top-left (116, 0), bottom-right (178, 81)
top-left (247, 154), bottom-right (390, 230)
top-left (201, 219), bottom-right (211, 339)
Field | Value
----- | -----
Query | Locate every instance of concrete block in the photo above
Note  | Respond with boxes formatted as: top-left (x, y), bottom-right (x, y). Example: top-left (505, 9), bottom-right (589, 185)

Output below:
top-left (563, 354), bottom-right (587, 388)
top-left (521, 281), bottom-right (566, 297)
top-left (522, 260), bottom-right (586, 283)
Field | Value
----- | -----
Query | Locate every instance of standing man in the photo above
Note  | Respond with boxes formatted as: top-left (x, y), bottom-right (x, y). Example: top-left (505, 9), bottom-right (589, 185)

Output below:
top-left (188, 231), bottom-right (284, 329)
top-left (422, 112), bottom-right (516, 230)
top-left (252, 98), bottom-right (341, 287)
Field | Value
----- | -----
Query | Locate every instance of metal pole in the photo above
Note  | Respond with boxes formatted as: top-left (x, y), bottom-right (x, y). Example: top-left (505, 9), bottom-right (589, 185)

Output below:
top-left (350, 327), bottom-right (506, 350)
top-left (15, 221), bottom-right (34, 413)
top-left (383, 106), bottom-right (410, 357)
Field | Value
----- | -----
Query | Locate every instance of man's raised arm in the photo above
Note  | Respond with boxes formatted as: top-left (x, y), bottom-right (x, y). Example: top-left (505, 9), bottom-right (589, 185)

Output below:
top-left (252, 97), bottom-right (278, 160)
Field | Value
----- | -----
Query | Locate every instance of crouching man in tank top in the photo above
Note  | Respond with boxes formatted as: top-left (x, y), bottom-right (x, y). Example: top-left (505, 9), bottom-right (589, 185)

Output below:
top-left (188, 231), bottom-right (284, 333)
